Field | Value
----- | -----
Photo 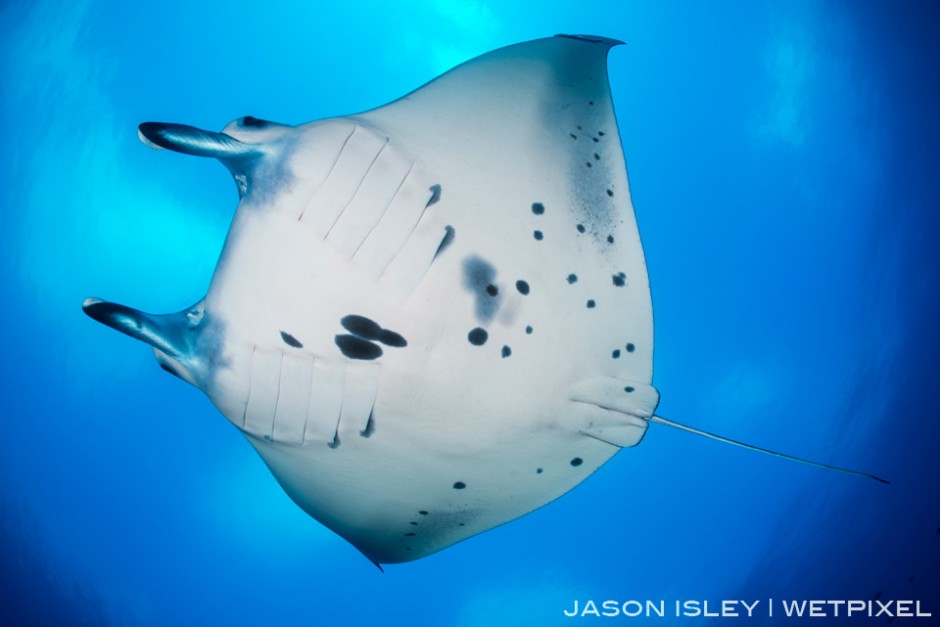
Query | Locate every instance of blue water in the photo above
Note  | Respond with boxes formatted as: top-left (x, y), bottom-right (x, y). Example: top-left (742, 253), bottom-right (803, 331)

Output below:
top-left (2, 1), bottom-right (938, 625)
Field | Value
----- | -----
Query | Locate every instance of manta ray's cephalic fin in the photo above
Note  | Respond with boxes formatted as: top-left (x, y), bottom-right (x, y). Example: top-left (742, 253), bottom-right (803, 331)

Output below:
top-left (138, 122), bottom-right (258, 161)
top-left (82, 298), bottom-right (196, 360)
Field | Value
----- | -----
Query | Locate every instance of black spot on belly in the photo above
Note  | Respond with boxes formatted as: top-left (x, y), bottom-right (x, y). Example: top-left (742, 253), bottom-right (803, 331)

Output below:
top-left (280, 330), bottom-right (303, 348)
top-left (341, 315), bottom-right (381, 338)
top-left (570, 457), bottom-right (583, 467)
top-left (598, 131), bottom-right (605, 136)
top-left (567, 273), bottom-right (578, 284)
top-left (585, 161), bottom-right (592, 168)
top-left (587, 299), bottom-right (596, 308)
top-left (594, 153), bottom-right (600, 160)
top-left (409, 521), bottom-right (418, 525)
top-left (533, 230), bottom-right (543, 240)
top-left (577, 224), bottom-right (586, 233)
top-left (378, 329), bottom-right (407, 348)
top-left (612, 272), bottom-right (626, 287)
top-left (569, 133), bottom-right (577, 139)
top-left (624, 386), bottom-right (635, 393)
top-left (592, 137), bottom-right (599, 143)
top-left (536, 467), bottom-right (543, 474)
top-left (468, 328), bottom-right (488, 346)
top-left (525, 325), bottom-right (533, 334)
top-left (404, 532), bottom-right (416, 537)
top-left (516, 280), bottom-right (530, 295)
top-left (433, 225), bottom-right (455, 260)
top-left (453, 481), bottom-right (466, 489)
top-left (612, 349), bottom-right (621, 359)
top-left (531, 202), bottom-right (545, 215)
top-left (607, 235), bottom-right (615, 244)
top-left (419, 510), bottom-right (429, 516)
top-left (463, 256), bottom-right (501, 322)
top-left (501, 345), bottom-right (511, 358)
top-left (426, 183), bottom-right (442, 207)
top-left (588, 100), bottom-right (594, 106)
top-left (606, 189), bottom-right (614, 197)
top-left (335, 335), bottom-right (383, 360)
top-left (626, 342), bottom-right (635, 352)
top-left (341, 315), bottom-right (407, 347)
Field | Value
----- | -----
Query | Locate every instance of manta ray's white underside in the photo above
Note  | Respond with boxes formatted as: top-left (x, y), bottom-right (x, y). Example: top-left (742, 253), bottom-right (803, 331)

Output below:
top-left (85, 34), bottom-right (663, 564)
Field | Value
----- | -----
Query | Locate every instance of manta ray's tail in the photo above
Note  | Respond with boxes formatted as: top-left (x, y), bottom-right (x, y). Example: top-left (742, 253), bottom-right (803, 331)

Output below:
top-left (649, 415), bottom-right (890, 484)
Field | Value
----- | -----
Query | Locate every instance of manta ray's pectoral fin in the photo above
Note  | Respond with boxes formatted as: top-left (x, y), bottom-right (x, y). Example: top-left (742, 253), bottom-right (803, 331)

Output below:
top-left (569, 378), bottom-right (660, 448)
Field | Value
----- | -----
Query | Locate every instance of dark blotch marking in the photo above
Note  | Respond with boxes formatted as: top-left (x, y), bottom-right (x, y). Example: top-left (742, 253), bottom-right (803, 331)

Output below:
top-left (594, 153), bottom-right (600, 160)
top-left (404, 532), bottom-right (416, 537)
top-left (533, 230), bottom-right (543, 240)
top-left (241, 116), bottom-right (268, 127)
top-left (468, 327), bottom-right (488, 346)
top-left (589, 100), bottom-right (595, 106)
top-left (462, 256), bottom-right (500, 322)
top-left (458, 523), bottom-right (465, 527)
top-left (607, 235), bottom-right (615, 244)
top-left (606, 189), bottom-right (614, 197)
top-left (419, 510), bottom-right (429, 516)
top-left (612, 349), bottom-right (621, 359)
top-left (525, 325), bottom-right (533, 334)
top-left (577, 224), bottom-right (586, 233)
top-left (501, 345), bottom-right (511, 358)
top-left (587, 299), bottom-right (596, 308)
top-left (335, 334), bottom-right (383, 360)
top-left (406, 547), bottom-right (412, 551)
top-left (341, 314), bottom-right (381, 338)
top-left (410, 521), bottom-right (418, 526)
top-left (585, 161), bottom-right (592, 168)
top-left (426, 184), bottom-right (442, 207)
top-left (569, 133), bottom-right (577, 139)
top-left (280, 330), bottom-right (303, 348)
top-left (433, 225), bottom-right (456, 260)
top-left (378, 329), bottom-right (407, 348)
top-left (626, 342), bottom-right (635, 352)
top-left (486, 284), bottom-right (498, 296)
top-left (531, 202), bottom-right (545, 215)
top-left (341, 314), bottom-right (407, 347)
top-left (570, 457), bottom-right (583, 467)
top-left (577, 125), bottom-right (583, 130)
top-left (598, 131), bottom-right (605, 136)
top-left (567, 273), bottom-right (578, 284)
top-left (516, 280), bottom-right (530, 295)
top-left (612, 272), bottom-right (626, 287)
top-left (592, 137), bottom-right (599, 143)
top-left (624, 386), bottom-right (635, 393)
top-left (536, 467), bottom-right (543, 474)
top-left (453, 481), bottom-right (466, 490)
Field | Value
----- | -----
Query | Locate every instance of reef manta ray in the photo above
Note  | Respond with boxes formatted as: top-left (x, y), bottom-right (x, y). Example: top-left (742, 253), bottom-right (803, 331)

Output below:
top-left (84, 34), bottom-right (885, 566)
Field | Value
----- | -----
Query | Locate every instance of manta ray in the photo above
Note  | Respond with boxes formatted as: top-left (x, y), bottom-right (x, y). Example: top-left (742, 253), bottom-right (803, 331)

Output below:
top-left (83, 34), bottom-right (885, 566)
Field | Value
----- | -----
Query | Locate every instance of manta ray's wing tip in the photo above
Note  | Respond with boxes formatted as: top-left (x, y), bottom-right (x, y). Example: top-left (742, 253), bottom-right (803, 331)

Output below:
top-left (82, 297), bottom-right (104, 309)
